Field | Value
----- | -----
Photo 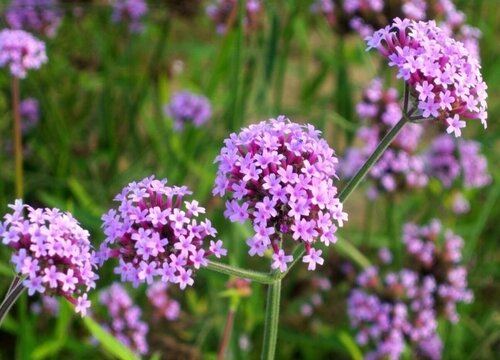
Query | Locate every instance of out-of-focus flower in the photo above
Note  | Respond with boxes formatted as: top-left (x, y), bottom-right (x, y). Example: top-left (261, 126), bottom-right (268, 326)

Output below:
top-left (20, 97), bottom-right (40, 133)
top-left (98, 283), bottom-right (148, 355)
top-left (213, 115), bottom-right (346, 272)
top-left (366, 18), bottom-right (487, 135)
top-left (99, 176), bottom-right (226, 289)
top-left (112, 0), bottom-right (148, 33)
top-left (206, 0), bottom-right (262, 35)
top-left (0, 29), bottom-right (47, 78)
top-left (5, 0), bottom-right (62, 37)
top-left (146, 282), bottom-right (180, 321)
top-left (1, 200), bottom-right (98, 316)
top-left (164, 91), bottom-right (212, 131)
top-left (31, 295), bottom-right (59, 316)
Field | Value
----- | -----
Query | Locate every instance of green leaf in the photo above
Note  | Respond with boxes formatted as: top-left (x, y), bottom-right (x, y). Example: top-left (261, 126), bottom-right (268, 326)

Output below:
top-left (82, 314), bottom-right (139, 360)
top-left (338, 331), bottom-right (363, 360)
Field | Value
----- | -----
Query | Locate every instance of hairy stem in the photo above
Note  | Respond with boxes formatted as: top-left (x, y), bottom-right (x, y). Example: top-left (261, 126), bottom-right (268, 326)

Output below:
top-left (261, 277), bottom-right (281, 359)
top-left (207, 260), bottom-right (276, 284)
top-left (0, 281), bottom-right (26, 328)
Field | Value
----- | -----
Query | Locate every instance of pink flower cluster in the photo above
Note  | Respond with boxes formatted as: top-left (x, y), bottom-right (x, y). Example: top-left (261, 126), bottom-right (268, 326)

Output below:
top-left (0, 200), bottom-right (98, 316)
top-left (6, 0), bottom-right (62, 37)
top-left (366, 18), bottom-right (488, 136)
top-left (164, 91), bottom-right (212, 131)
top-left (206, 0), bottom-right (262, 35)
top-left (146, 282), bottom-right (180, 321)
top-left (99, 176), bottom-right (227, 290)
top-left (112, 0), bottom-right (148, 33)
top-left (213, 116), bottom-right (347, 272)
top-left (0, 29), bottom-right (47, 78)
top-left (403, 219), bottom-right (473, 322)
top-left (98, 283), bottom-right (148, 355)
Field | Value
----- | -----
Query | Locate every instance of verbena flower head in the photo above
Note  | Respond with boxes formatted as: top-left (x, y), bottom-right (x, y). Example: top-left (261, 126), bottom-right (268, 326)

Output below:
top-left (20, 97), bottom-right (40, 133)
top-left (99, 176), bottom-right (226, 289)
top-left (147, 282), bottom-right (180, 321)
top-left (164, 91), bottom-right (212, 131)
top-left (213, 115), bottom-right (346, 272)
top-left (0, 200), bottom-right (98, 316)
top-left (366, 18), bottom-right (488, 136)
top-left (425, 134), bottom-right (490, 189)
top-left (6, 0), bottom-right (62, 37)
top-left (0, 29), bottom-right (47, 78)
top-left (98, 283), bottom-right (148, 355)
top-left (206, 0), bottom-right (262, 34)
top-left (112, 0), bottom-right (148, 33)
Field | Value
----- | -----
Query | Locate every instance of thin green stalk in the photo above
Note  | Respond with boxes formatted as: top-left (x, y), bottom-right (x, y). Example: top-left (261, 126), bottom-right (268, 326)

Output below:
top-left (12, 77), bottom-right (23, 199)
top-left (261, 277), bottom-right (281, 360)
top-left (207, 260), bottom-right (275, 284)
top-left (0, 281), bottom-right (26, 327)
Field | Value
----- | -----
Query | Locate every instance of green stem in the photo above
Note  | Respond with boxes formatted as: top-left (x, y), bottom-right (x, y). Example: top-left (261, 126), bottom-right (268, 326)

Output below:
top-left (217, 308), bottom-right (236, 360)
top-left (261, 276), bottom-right (281, 360)
top-left (0, 281), bottom-right (26, 328)
top-left (12, 77), bottom-right (23, 199)
top-left (207, 260), bottom-right (275, 284)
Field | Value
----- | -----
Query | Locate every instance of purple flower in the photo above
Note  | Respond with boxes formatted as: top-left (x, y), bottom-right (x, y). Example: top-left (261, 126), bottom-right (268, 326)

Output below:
top-left (6, 0), bottom-right (62, 37)
top-left (97, 283), bottom-right (148, 355)
top-left (0, 200), bottom-right (99, 316)
top-left (366, 18), bottom-right (488, 135)
top-left (164, 91), bottom-right (212, 131)
top-left (146, 282), bottom-right (180, 322)
top-left (20, 97), bottom-right (40, 133)
top-left (213, 116), bottom-right (345, 272)
top-left (99, 175), bottom-right (226, 289)
top-left (112, 0), bottom-right (148, 33)
top-left (0, 29), bottom-right (47, 78)
top-left (206, 0), bottom-right (262, 35)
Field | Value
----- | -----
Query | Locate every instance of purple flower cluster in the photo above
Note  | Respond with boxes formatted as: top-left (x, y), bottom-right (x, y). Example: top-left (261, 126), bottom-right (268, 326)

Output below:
top-left (342, 78), bottom-right (427, 197)
top-left (366, 18), bottom-right (488, 136)
top-left (0, 200), bottom-right (98, 316)
top-left (99, 176), bottom-right (227, 290)
top-left (98, 283), bottom-right (148, 355)
top-left (213, 116), bottom-right (347, 272)
top-left (402, 219), bottom-right (473, 322)
top-left (206, 0), bottom-right (262, 35)
top-left (425, 134), bottom-right (490, 189)
top-left (0, 29), bottom-right (47, 78)
top-left (146, 282), bottom-right (180, 321)
top-left (164, 91), bottom-right (212, 131)
top-left (5, 0), bottom-right (62, 37)
top-left (112, 0), bottom-right (148, 33)
top-left (312, 1), bottom-right (482, 59)
top-left (20, 97), bottom-right (40, 133)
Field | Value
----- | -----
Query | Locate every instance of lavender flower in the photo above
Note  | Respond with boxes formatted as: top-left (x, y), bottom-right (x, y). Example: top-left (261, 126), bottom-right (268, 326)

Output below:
top-left (425, 134), bottom-right (490, 189)
top-left (99, 176), bottom-right (226, 289)
top-left (146, 282), bottom-right (180, 321)
top-left (98, 283), bottom-right (148, 355)
top-left (366, 18), bottom-right (488, 135)
top-left (206, 0), bottom-right (262, 34)
top-left (31, 295), bottom-right (59, 316)
top-left (0, 29), bottom-right (47, 78)
top-left (213, 115), bottom-right (346, 272)
top-left (20, 97), bottom-right (40, 133)
top-left (164, 91), bottom-right (212, 131)
top-left (6, 0), bottom-right (62, 37)
top-left (112, 0), bottom-right (148, 33)
top-left (0, 200), bottom-right (98, 316)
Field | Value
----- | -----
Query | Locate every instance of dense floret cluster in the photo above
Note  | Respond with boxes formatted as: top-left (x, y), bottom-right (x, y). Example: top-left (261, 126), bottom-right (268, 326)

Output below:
top-left (366, 18), bottom-right (487, 136)
top-left (5, 0), bottom-right (62, 37)
top-left (0, 29), bottom-right (47, 78)
top-left (99, 176), bottom-right (227, 289)
top-left (0, 200), bottom-right (98, 316)
top-left (112, 0), bottom-right (148, 33)
top-left (213, 116), bottom-right (347, 272)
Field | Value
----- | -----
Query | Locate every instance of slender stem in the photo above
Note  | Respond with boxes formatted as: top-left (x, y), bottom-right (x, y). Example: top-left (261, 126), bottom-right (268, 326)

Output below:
top-left (207, 260), bottom-right (275, 284)
top-left (3, 276), bottom-right (21, 303)
top-left (12, 77), bottom-right (23, 199)
top-left (338, 114), bottom-right (409, 203)
top-left (261, 277), bottom-right (281, 360)
top-left (0, 281), bottom-right (26, 328)
top-left (217, 308), bottom-right (236, 360)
